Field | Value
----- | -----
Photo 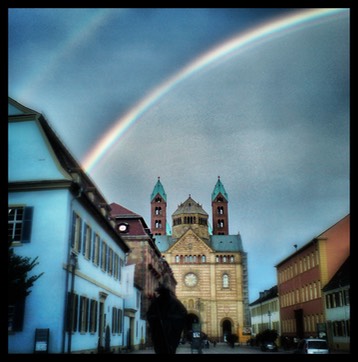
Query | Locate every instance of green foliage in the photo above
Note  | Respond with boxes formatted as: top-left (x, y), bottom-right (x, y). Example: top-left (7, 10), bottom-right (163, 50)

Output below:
top-left (8, 241), bottom-right (44, 304)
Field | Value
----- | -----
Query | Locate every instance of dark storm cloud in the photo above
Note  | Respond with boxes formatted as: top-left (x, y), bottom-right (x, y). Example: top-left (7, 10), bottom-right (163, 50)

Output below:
top-left (8, 8), bottom-right (349, 301)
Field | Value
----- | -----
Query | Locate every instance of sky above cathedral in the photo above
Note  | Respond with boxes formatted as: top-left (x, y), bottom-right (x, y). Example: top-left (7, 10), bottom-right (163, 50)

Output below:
top-left (8, 8), bottom-right (350, 302)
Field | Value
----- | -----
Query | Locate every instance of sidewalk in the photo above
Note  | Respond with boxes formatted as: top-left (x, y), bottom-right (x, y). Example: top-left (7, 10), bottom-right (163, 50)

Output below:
top-left (126, 342), bottom-right (350, 354)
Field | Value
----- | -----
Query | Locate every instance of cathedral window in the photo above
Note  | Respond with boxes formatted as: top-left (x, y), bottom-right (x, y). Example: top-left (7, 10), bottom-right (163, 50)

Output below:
top-left (155, 220), bottom-right (162, 228)
top-left (155, 207), bottom-right (161, 215)
top-left (222, 273), bottom-right (229, 288)
top-left (217, 206), bottom-right (224, 215)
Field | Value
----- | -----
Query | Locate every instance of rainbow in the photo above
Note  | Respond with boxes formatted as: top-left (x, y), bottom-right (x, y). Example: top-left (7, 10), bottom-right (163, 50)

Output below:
top-left (82, 8), bottom-right (348, 173)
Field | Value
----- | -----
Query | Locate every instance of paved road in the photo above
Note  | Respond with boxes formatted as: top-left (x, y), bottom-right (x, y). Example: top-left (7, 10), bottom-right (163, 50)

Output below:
top-left (127, 342), bottom-right (292, 354)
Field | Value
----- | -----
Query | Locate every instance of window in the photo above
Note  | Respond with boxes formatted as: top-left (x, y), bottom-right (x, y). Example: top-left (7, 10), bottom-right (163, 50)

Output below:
top-left (92, 234), bottom-right (100, 266)
top-left (155, 207), bottom-right (161, 215)
top-left (201, 255), bottom-right (206, 263)
top-left (79, 296), bottom-right (89, 333)
top-left (112, 307), bottom-right (119, 333)
top-left (118, 309), bottom-right (123, 333)
top-left (108, 248), bottom-right (113, 275)
top-left (89, 299), bottom-right (98, 333)
top-left (114, 253), bottom-right (119, 279)
top-left (71, 212), bottom-right (82, 253)
top-left (101, 241), bottom-right (107, 271)
top-left (8, 299), bottom-right (25, 332)
top-left (83, 223), bottom-right (92, 259)
top-left (67, 292), bottom-right (79, 332)
top-left (222, 273), bottom-right (229, 288)
top-left (8, 206), bottom-right (33, 243)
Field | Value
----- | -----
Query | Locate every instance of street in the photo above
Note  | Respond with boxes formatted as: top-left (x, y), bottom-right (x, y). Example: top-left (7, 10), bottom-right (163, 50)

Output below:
top-left (127, 342), bottom-right (293, 354)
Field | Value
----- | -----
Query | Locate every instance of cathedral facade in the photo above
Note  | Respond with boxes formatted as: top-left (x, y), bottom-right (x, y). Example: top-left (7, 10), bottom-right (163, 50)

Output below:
top-left (151, 177), bottom-right (250, 342)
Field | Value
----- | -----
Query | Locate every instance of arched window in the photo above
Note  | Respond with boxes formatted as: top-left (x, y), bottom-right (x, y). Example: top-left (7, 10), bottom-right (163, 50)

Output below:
top-left (217, 206), bottom-right (224, 215)
top-left (175, 255), bottom-right (180, 263)
top-left (155, 207), bottom-right (161, 215)
top-left (201, 255), bottom-right (206, 263)
top-left (222, 273), bottom-right (229, 288)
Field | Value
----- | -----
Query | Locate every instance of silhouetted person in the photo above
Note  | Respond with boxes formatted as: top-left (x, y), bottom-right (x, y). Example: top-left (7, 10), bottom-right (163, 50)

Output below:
top-left (147, 284), bottom-right (188, 354)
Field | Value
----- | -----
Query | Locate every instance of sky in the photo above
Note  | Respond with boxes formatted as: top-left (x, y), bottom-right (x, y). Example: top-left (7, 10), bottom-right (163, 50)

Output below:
top-left (8, 8), bottom-right (350, 303)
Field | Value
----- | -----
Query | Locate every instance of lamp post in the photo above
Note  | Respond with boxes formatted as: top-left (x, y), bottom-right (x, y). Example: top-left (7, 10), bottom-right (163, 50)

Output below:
top-left (67, 253), bottom-right (78, 354)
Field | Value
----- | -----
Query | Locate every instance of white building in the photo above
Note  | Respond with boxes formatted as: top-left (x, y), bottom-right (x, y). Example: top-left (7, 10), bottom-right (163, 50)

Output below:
top-left (249, 286), bottom-right (281, 337)
top-left (322, 257), bottom-right (350, 352)
top-left (8, 97), bottom-right (145, 353)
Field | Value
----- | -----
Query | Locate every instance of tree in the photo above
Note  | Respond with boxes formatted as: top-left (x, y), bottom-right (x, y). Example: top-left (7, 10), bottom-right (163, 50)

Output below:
top-left (255, 329), bottom-right (278, 344)
top-left (8, 240), bottom-right (44, 305)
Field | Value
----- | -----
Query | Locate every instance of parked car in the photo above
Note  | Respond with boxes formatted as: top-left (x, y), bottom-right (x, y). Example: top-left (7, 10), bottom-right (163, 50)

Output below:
top-left (294, 338), bottom-right (329, 354)
top-left (260, 341), bottom-right (278, 352)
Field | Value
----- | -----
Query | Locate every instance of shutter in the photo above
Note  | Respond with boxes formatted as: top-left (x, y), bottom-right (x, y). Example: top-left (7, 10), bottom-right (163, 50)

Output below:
top-left (71, 211), bottom-right (76, 248)
top-left (73, 294), bottom-right (79, 332)
top-left (21, 207), bottom-right (33, 243)
top-left (78, 219), bottom-right (82, 253)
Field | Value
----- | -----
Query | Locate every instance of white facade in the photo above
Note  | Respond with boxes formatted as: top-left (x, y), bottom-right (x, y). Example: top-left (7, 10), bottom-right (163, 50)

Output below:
top-left (8, 98), bottom-right (145, 353)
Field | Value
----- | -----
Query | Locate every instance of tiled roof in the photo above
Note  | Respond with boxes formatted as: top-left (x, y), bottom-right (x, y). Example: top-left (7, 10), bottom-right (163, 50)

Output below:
top-left (249, 285), bottom-right (278, 306)
top-left (322, 256), bottom-right (350, 291)
top-left (211, 176), bottom-right (228, 201)
top-left (110, 202), bottom-right (149, 236)
top-left (150, 177), bottom-right (167, 202)
top-left (110, 202), bottom-right (139, 216)
top-left (211, 234), bottom-right (243, 252)
top-left (172, 196), bottom-right (208, 216)
top-left (154, 235), bottom-right (172, 252)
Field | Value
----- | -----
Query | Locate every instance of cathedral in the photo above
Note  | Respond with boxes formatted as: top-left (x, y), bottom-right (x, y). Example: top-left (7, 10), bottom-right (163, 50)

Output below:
top-left (150, 177), bottom-right (251, 342)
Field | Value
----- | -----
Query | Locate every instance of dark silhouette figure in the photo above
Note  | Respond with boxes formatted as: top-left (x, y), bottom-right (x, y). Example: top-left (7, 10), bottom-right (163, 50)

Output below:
top-left (147, 284), bottom-right (188, 354)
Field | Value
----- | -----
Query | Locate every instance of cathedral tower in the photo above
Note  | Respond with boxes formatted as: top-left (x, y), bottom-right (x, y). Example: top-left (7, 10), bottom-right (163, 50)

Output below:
top-left (150, 177), bottom-right (167, 235)
top-left (211, 176), bottom-right (229, 235)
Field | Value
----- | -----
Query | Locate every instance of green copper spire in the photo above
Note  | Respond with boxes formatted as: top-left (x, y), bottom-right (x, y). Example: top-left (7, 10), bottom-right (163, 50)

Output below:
top-left (150, 177), bottom-right (167, 202)
top-left (211, 176), bottom-right (228, 201)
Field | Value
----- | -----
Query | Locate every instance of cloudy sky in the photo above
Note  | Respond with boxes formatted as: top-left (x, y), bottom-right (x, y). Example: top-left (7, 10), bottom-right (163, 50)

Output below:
top-left (8, 8), bottom-right (350, 302)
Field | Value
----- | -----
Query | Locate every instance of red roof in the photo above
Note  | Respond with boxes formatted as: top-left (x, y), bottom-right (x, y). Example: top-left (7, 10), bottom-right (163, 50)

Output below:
top-left (110, 202), bottom-right (150, 236)
top-left (110, 202), bottom-right (138, 216)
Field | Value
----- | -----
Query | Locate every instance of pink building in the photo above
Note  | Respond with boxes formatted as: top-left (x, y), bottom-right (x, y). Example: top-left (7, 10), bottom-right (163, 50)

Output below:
top-left (275, 214), bottom-right (349, 342)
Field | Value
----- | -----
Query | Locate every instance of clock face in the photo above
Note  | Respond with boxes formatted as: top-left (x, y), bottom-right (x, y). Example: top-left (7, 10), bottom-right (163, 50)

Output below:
top-left (184, 272), bottom-right (198, 287)
top-left (118, 223), bottom-right (128, 232)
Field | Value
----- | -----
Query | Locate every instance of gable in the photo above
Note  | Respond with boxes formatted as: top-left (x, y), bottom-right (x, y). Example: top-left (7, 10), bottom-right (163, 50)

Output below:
top-left (167, 229), bottom-right (213, 254)
top-left (9, 119), bottom-right (72, 182)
